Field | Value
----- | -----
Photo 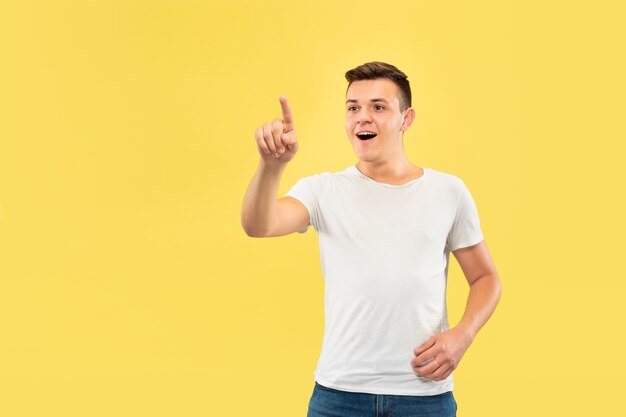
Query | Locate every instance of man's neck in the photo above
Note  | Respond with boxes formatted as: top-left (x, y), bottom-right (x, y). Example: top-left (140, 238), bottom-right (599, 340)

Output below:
top-left (356, 157), bottom-right (423, 185)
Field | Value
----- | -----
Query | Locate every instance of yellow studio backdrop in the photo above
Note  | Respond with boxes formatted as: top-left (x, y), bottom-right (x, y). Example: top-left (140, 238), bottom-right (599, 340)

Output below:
top-left (0, 0), bottom-right (624, 416)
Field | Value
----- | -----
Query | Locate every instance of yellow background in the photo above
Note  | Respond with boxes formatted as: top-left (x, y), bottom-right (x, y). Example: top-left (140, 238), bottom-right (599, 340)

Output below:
top-left (1, 0), bottom-right (624, 415)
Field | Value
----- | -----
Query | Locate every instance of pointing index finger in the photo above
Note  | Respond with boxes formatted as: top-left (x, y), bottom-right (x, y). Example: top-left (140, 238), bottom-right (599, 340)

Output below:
top-left (279, 96), bottom-right (294, 132)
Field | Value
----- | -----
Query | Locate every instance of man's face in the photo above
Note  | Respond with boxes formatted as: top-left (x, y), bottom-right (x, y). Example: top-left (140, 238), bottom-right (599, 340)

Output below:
top-left (345, 78), bottom-right (410, 163)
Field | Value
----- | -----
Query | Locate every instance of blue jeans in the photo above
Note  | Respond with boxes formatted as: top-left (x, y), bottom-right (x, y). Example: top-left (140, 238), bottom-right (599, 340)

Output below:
top-left (307, 382), bottom-right (457, 417)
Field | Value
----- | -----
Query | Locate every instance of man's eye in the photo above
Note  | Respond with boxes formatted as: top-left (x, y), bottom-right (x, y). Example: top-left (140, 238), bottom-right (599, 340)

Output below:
top-left (348, 106), bottom-right (358, 111)
top-left (375, 105), bottom-right (385, 110)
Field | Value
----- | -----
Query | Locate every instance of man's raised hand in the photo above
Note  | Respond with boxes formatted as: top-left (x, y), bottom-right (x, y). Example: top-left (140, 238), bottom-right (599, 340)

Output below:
top-left (255, 96), bottom-right (299, 165)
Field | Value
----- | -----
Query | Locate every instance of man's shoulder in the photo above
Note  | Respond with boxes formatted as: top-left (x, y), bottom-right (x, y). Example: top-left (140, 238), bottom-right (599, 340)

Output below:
top-left (426, 167), bottom-right (465, 187)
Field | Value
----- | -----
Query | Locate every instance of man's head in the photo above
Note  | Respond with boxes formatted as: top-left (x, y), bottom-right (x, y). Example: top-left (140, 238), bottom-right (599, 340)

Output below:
top-left (344, 62), bottom-right (415, 164)
top-left (345, 61), bottom-right (412, 112)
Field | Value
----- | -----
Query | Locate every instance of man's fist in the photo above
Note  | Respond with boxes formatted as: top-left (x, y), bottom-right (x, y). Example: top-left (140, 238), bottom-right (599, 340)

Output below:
top-left (410, 327), bottom-right (473, 381)
top-left (254, 96), bottom-right (299, 165)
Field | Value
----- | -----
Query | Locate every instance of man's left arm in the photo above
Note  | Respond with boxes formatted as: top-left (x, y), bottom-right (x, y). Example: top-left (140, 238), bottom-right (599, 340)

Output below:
top-left (410, 240), bottom-right (502, 381)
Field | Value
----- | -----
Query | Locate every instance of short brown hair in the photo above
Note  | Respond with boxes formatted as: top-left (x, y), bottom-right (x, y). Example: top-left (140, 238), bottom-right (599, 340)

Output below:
top-left (345, 61), bottom-right (412, 111)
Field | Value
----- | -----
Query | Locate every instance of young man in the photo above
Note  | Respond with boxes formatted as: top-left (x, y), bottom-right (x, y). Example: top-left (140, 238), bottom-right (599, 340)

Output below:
top-left (241, 62), bottom-right (501, 417)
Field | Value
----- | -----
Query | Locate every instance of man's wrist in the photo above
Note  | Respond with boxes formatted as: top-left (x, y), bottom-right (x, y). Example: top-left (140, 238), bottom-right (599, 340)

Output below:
top-left (454, 322), bottom-right (476, 345)
top-left (259, 159), bottom-right (288, 173)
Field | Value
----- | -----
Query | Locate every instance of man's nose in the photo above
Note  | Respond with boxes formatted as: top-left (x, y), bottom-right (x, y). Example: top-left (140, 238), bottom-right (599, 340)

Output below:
top-left (356, 109), bottom-right (373, 124)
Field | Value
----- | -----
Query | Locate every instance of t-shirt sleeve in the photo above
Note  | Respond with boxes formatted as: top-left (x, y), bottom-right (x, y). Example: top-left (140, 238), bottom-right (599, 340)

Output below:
top-left (285, 175), bottom-right (320, 234)
top-left (446, 180), bottom-right (484, 251)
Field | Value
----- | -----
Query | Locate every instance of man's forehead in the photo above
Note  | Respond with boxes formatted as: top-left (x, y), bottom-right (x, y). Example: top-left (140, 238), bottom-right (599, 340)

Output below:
top-left (345, 79), bottom-right (399, 104)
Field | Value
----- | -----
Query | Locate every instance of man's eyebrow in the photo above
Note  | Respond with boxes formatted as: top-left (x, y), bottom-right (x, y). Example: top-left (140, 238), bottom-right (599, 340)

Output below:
top-left (345, 98), bottom-right (390, 104)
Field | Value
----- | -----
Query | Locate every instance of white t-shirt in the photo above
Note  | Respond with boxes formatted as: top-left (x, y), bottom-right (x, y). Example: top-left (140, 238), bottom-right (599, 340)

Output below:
top-left (285, 164), bottom-right (484, 396)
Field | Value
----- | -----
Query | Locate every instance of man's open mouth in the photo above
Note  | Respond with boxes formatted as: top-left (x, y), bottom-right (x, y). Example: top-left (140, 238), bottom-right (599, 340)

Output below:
top-left (356, 132), bottom-right (377, 140)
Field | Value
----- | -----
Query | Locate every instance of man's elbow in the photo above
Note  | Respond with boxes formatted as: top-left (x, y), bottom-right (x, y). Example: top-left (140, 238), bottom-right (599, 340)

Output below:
top-left (486, 273), bottom-right (502, 302)
top-left (242, 221), bottom-right (265, 238)
top-left (473, 273), bottom-right (502, 299)
top-left (241, 219), bottom-right (272, 238)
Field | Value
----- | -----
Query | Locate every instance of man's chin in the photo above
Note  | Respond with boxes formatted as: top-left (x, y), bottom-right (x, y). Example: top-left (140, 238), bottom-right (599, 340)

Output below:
top-left (354, 152), bottom-right (378, 162)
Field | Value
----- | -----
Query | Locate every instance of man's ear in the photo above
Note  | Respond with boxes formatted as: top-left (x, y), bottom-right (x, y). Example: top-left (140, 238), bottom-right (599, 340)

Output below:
top-left (400, 107), bottom-right (416, 131)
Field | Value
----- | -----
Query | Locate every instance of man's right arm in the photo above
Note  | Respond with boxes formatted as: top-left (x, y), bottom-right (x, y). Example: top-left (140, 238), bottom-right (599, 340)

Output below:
top-left (240, 96), bottom-right (309, 238)
top-left (241, 161), bottom-right (309, 237)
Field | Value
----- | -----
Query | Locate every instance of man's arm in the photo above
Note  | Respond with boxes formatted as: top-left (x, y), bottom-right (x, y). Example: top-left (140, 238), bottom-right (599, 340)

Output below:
top-left (452, 240), bottom-right (502, 341)
top-left (241, 96), bottom-right (309, 238)
top-left (410, 240), bottom-right (502, 381)
top-left (241, 162), bottom-right (310, 237)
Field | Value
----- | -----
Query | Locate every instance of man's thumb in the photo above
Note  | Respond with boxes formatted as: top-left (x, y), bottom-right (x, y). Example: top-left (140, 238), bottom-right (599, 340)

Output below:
top-left (282, 132), bottom-right (296, 146)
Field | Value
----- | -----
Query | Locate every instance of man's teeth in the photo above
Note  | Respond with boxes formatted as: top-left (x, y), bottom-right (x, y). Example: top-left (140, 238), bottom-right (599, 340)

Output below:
top-left (357, 132), bottom-right (377, 140)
